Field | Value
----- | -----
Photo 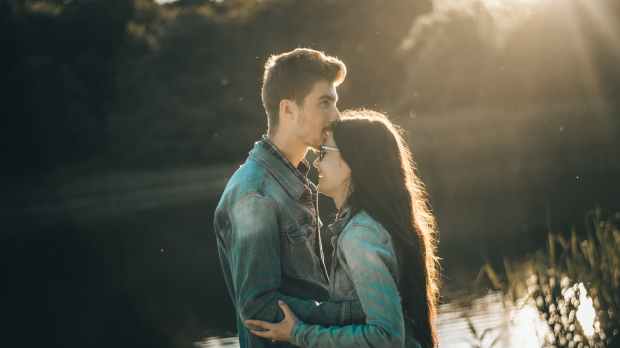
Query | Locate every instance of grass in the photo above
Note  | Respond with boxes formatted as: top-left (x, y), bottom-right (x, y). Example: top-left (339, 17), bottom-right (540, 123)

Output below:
top-left (481, 208), bottom-right (620, 347)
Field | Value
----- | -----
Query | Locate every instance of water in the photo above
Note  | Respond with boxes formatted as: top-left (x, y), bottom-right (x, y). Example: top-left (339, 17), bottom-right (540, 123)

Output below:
top-left (437, 292), bottom-right (550, 347)
top-left (194, 292), bottom-right (551, 348)
top-left (3, 164), bottom-right (606, 348)
top-left (197, 336), bottom-right (239, 348)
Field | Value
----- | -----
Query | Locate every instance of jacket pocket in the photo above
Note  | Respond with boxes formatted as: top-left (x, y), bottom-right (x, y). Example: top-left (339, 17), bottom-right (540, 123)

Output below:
top-left (285, 222), bottom-right (313, 244)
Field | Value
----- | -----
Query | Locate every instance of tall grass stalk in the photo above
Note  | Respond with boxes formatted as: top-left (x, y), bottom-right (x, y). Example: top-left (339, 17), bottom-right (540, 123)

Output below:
top-left (483, 209), bottom-right (619, 347)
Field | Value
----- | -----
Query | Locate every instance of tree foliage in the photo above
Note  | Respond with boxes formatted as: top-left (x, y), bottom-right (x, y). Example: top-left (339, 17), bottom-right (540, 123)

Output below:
top-left (3, 0), bottom-right (619, 175)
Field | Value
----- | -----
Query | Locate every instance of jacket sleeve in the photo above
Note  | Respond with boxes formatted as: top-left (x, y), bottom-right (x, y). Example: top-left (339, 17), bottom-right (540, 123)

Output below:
top-left (290, 224), bottom-right (406, 348)
top-left (227, 192), bottom-right (364, 326)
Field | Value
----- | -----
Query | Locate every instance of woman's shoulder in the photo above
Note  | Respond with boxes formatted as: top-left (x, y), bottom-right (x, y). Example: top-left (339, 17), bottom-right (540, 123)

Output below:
top-left (341, 210), bottom-right (391, 245)
top-left (339, 211), bottom-right (398, 271)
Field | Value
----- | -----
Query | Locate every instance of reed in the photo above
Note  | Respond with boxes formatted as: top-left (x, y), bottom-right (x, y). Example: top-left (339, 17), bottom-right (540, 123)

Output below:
top-left (482, 208), bottom-right (620, 347)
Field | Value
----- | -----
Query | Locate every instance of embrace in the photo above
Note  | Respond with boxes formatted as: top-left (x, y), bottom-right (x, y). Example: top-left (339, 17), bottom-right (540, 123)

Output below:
top-left (213, 48), bottom-right (440, 348)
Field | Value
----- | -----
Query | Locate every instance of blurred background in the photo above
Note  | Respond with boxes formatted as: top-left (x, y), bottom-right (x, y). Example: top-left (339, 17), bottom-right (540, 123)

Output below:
top-left (2, 0), bottom-right (619, 347)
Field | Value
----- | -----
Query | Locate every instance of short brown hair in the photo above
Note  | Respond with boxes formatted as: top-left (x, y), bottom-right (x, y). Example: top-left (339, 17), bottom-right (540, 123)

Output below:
top-left (261, 48), bottom-right (346, 132)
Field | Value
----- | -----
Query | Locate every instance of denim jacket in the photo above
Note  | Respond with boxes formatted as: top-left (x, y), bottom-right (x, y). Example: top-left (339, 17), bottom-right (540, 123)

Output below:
top-left (213, 139), bottom-right (365, 348)
top-left (291, 209), bottom-right (422, 348)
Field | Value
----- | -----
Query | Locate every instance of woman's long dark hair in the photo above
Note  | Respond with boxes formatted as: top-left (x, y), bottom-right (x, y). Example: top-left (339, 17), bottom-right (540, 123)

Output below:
top-left (332, 109), bottom-right (440, 348)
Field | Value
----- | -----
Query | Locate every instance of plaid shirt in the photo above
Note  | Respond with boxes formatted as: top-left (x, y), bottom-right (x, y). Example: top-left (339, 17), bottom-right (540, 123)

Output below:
top-left (260, 135), bottom-right (313, 188)
top-left (260, 135), bottom-right (324, 256)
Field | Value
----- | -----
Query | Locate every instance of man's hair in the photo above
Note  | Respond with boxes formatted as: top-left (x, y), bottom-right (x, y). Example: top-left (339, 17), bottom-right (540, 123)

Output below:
top-left (261, 48), bottom-right (346, 132)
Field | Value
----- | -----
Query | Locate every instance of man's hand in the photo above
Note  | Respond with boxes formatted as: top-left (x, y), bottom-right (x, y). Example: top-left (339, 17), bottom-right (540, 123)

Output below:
top-left (245, 300), bottom-right (299, 343)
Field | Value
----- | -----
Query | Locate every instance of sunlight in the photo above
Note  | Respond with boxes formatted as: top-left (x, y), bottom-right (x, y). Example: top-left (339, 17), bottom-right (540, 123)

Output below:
top-left (434, 0), bottom-right (548, 11)
top-left (563, 282), bottom-right (597, 337)
top-left (195, 336), bottom-right (239, 348)
top-left (437, 293), bottom-right (550, 348)
top-left (483, 0), bottom-right (546, 7)
top-left (578, 0), bottom-right (620, 57)
top-left (467, 0), bottom-right (613, 99)
top-left (427, 0), bottom-right (551, 48)
top-left (509, 299), bottom-right (551, 347)
top-left (561, 1), bottom-right (604, 99)
top-left (575, 283), bottom-right (596, 337)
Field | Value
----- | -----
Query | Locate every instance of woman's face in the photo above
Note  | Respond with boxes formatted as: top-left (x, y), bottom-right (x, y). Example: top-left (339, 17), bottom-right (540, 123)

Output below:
top-left (314, 132), bottom-right (351, 198)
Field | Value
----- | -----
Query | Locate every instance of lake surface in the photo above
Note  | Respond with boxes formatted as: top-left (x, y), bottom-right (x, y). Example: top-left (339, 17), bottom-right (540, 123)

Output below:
top-left (195, 292), bottom-right (551, 348)
top-left (2, 162), bottom-right (612, 348)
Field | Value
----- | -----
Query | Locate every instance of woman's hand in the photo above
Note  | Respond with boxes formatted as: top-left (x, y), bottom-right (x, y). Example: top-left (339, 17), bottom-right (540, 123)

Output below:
top-left (245, 300), bottom-right (299, 343)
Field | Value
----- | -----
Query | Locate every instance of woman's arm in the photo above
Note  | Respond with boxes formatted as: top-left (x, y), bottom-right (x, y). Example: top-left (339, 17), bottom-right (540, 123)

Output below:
top-left (247, 223), bottom-right (406, 348)
top-left (290, 223), bottom-right (406, 347)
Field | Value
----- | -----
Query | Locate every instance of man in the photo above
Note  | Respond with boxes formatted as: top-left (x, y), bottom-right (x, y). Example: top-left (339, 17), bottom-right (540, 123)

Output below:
top-left (213, 48), bottom-right (364, 347)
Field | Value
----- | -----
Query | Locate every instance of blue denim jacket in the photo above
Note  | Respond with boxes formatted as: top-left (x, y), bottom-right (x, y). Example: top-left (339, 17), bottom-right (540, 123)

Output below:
top-left (213, 139), bottom-right (365, 348)
top-left (291, 209), bottom-right (422, 348)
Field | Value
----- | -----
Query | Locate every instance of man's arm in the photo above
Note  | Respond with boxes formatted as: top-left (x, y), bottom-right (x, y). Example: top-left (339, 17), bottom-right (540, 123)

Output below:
top-left (229, 192), bottom-right (364, 326)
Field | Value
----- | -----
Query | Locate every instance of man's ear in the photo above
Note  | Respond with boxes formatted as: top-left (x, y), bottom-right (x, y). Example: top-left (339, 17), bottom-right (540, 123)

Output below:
top-left (279, 99), bottom-right (298, 122)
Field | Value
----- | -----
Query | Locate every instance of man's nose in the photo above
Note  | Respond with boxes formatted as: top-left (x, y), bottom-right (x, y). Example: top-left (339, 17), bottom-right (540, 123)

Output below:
top-left (333, 108), bottom-right (341, 121)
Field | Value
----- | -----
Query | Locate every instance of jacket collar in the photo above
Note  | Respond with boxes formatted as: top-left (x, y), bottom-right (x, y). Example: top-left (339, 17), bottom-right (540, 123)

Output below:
top-left (249, 136), bottom-right (312, 200)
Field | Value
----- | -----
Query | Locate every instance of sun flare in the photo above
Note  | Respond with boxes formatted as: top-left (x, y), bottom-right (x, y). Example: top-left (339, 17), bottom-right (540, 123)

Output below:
top-left (434, 0), bottom-right (548, 11)
top-left (484, 0), bottom-right (545, 6)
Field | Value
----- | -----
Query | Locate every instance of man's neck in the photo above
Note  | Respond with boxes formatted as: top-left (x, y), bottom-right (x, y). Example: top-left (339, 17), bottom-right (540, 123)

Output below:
top-left (267, 131), bottom-right (307, 167)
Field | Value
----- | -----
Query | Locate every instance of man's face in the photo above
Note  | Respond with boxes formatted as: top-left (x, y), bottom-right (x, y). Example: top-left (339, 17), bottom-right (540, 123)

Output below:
top-left (294, 80), bottom-right (339, 149)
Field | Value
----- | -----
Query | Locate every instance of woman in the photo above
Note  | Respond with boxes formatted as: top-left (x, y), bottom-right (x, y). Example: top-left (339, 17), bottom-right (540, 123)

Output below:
top-left (245, 110), bottom-right (440, 348)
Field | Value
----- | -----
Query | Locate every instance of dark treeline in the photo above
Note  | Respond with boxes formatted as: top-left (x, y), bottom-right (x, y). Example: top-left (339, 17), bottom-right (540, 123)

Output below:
top-left (4, 0), bottom-right (619, 176)
top-left (2, 0), bottom-right (432, 175)
top-left (2, 0), bottom-right (133, 173)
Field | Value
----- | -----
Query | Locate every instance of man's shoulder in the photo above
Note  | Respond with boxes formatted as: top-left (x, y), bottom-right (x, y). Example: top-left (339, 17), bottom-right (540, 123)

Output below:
top-left (219, 157), bottom-right (289, 206)
top-left (222, 159), bottom-right (270, 199)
